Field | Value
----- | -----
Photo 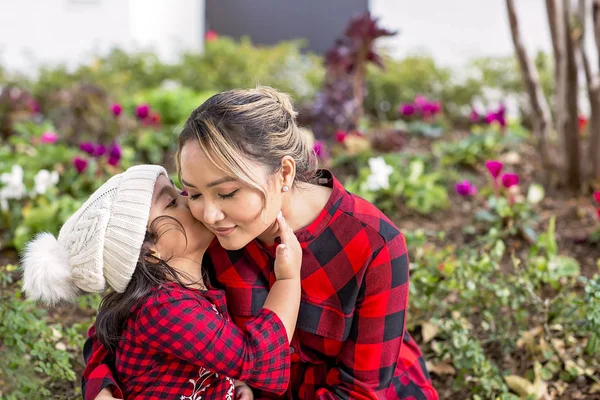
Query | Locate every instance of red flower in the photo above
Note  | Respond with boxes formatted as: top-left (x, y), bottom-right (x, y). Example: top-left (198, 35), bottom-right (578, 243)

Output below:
top-left (579, 115), bottom-right (588, 132)
top-left (335, 130), bottom-right (348, 143)
top-left (594, 191), bottom-right (600, 203)
top-left (205, 30), bottom-right (219, 41)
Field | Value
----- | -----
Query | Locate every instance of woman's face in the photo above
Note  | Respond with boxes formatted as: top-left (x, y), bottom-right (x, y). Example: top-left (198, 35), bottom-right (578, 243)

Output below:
top-left (179, 141), bottom-right (284, 250)
top-left (148, 174), bottom-right (214, 260)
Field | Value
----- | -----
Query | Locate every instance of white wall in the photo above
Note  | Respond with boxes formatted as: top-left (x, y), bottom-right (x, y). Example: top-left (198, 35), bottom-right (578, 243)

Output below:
top-left (370, 0), bottom-right (552, 66)
top-left (0, 0), bottom-right (204, 74)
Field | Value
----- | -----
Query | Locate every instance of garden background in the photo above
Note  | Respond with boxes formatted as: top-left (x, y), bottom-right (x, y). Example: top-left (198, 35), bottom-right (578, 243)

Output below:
top-left (1, 1), bottom-right (600, 399)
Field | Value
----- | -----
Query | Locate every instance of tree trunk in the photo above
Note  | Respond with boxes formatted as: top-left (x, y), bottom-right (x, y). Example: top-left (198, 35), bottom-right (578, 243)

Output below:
top-left (590, 0), bottom-right (600, 179)
top-left (507, 0), bottom-right (554, 172)
top-left (563, 0), bottom-right (583, 188)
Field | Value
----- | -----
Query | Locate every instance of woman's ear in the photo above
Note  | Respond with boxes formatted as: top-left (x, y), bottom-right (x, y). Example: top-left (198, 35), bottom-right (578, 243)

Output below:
top-left (280, 156), bottom-right (296, 190)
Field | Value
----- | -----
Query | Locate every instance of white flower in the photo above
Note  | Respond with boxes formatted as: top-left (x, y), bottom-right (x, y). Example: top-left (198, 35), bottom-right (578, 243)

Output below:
top-left (0, 165), bottom-right (26, 203)
top-left (33, 169), bottom-right (59, 195)
top-left (365, 157), bottom-right (394, 191)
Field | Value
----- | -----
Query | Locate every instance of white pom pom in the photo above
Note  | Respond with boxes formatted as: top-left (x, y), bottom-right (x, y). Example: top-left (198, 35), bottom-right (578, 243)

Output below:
top-left (21, 232), bottom-right (79, 305)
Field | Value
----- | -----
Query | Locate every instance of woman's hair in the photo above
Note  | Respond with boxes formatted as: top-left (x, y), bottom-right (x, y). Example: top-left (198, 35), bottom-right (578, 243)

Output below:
top-left (176, 86), bottom-right (318, 207)
top-left (95, 216), bottom-right (202, 354)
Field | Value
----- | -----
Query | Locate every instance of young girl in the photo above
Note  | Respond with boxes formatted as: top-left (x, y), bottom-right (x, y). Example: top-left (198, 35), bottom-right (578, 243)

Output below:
top-left (86, 87), bottom-right (438, 399)
top-left (21, 164), bottom-right (302, 399)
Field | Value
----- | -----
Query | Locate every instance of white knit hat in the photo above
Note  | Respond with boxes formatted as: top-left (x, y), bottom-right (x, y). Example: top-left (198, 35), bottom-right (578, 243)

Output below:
top-left (21, 164), bottom-right (167, 305)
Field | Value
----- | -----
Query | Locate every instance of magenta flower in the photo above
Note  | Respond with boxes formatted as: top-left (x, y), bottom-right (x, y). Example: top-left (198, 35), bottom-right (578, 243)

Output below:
top-left (469, 110), bottom-right (480, 122)
top-left (455, 180), bottom-right (477, 197)
top-left (484, 112), bottom-right (497, 124)
top-left (423, 101), bottom-right (442, 116)
top-left (107, 143), bottom-right (122, 166)
top-left (485, 160), bottom-right (504, 179)
top-left (501, 173), bottom-right (519, 188)
top-left (73, 157), bottom-right (88, 173)
top-left (111, 103), bottom-right (122, 117)
top-left (109, 143), bottom-right (121, 159)
top-left (79, 142), bottom-right (95, 155)
top-left (107, 156), bottom-right (120, 166)
top-left (400, 103), bottom-right (416, 116)
top-left (594, 191), bottom-right (600, 203)
top-left (313, 140), bottom-right (324, 157)
top-left (93, 144), bottom-right (107, 157)
top-left (136, 104), bottom-right (150, 120)
top-left (335, 130), bottom-right (348, 143)
top-left (40, 131), bottom-right (58, 144)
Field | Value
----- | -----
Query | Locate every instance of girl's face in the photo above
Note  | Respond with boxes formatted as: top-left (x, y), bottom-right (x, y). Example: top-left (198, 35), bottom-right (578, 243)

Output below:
top-left (148, 174), bottom-right (214, 260)
top-left (179, 141), bottom-right (284, 250)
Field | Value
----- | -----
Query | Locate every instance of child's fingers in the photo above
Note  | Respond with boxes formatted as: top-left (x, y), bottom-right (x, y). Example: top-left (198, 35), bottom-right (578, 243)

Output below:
top-left (276, 212), bottom-right (293, 245)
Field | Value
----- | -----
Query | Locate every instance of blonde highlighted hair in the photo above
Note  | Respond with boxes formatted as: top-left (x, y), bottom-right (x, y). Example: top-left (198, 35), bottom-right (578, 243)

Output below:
top-left (176, 86), bottom-right (318, 207)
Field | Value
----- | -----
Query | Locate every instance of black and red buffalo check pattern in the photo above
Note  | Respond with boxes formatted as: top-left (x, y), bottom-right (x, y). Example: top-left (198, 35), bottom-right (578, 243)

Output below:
top-left (82, 170), bottom-right (437, 399)
top-left (83, 283), bottom-right (290, 399)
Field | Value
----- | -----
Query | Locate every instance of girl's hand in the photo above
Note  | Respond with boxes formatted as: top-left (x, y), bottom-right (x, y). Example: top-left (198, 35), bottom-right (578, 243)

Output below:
top-left (234, 380), bottom-right (254, 400)
top-left (273, 212), bottom-right (301, 281)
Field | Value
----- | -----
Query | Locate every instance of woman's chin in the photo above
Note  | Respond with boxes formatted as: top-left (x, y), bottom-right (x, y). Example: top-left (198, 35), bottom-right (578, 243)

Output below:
top-left (216, 234), bottom-right (249, 251)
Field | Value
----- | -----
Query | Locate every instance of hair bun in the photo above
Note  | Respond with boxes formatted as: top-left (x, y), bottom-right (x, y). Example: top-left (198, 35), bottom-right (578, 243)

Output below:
top-left (256, 86), bottom-right (298, 119)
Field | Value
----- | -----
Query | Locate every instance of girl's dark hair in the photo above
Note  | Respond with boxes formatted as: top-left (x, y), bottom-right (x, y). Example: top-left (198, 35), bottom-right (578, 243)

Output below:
top-left (95, 216), bottom-right (202, 354)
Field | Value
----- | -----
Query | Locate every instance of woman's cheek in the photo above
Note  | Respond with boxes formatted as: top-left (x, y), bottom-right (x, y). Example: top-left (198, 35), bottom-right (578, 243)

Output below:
top-left (188, 202), bottom-right (204, 223)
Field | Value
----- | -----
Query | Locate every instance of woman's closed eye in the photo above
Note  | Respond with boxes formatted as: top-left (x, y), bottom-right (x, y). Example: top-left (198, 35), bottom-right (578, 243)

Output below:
top-left (218, 189), bottom-right (239, 200)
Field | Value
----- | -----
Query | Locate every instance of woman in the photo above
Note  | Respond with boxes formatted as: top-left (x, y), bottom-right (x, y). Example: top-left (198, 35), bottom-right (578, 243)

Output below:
top-left (21, 165), bottom-right (302, 399)
top-left (85, 87), bottom-right (437, 399)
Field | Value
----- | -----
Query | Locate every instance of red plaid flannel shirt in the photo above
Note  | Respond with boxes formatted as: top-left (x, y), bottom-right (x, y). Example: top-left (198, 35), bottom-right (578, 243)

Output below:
top-left (82, 170), bottom-right (438, 400)
top-left (82, 283), bottom-right (290, 399)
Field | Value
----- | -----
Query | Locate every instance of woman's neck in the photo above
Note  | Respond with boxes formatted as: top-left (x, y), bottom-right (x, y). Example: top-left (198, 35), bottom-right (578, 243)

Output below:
top-left (258, 182), bottom-right (332, 244)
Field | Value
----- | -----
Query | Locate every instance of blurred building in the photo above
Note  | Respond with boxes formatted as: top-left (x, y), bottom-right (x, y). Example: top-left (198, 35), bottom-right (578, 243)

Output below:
top-left (205, 0), bottom-right (368, 54)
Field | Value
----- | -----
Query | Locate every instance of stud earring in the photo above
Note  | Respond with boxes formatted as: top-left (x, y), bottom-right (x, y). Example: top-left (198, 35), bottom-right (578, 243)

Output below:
top-left (282, 185), bottom-right (289, 193)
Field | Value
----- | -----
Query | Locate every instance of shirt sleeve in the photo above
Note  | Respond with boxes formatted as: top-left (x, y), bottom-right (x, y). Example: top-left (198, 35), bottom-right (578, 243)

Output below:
top-left (137, 291), bottom-right (291, 394)
top-left (81, 326), bottom-right (124, 400)
top-left (313, 233), bottom-right (425, 399)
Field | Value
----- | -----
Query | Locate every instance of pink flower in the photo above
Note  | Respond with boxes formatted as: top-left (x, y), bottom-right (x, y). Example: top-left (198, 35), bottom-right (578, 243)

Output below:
top-left (501, 173), bottom-right (519, 188)
top-left (594, 191), bottom-right (600, 203)
top-left (400, 103), bottom-right (416, 116)
top-left (455, 180), bottom-right (477, 197)
top-left (111, 103), bottom-right (122, 117)
top-left (205, 30), bottom-right (219, 41)
top-left (136, 104), bottom-right (150, 120)
top-left (40, 131), bottom-right (58, 144)
top-left (414, 95), bottom-right (428, 109)
top-left (73, 157), bottom-right (88, 173)
top-left (335, 130), bottom-right (348, 143)
top-left (313, 140), bottom-right (324, 157)
top-left (469, 110), bottom-right (480, 122)
top-left (485, 160), bottom-right (504, 179)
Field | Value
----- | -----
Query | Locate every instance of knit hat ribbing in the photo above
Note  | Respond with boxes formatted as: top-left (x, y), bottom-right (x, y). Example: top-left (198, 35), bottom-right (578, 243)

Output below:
top-left (21, 164), bottom-right (167, 304)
